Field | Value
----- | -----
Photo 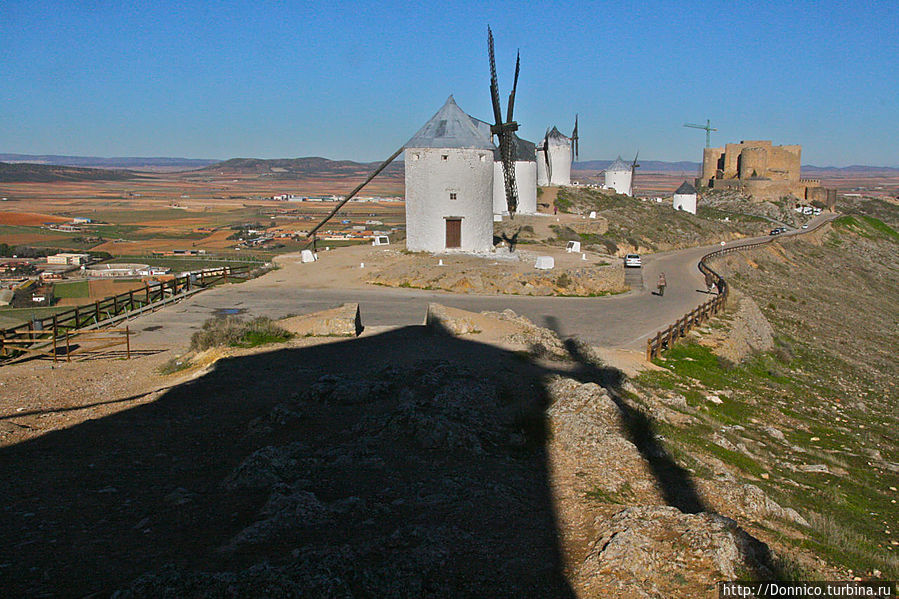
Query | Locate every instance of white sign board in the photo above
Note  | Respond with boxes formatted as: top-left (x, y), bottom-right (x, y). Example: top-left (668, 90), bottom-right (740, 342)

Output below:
top-left (371, 235), bottom-right (390, 246)
top-left (301, 249), bottom-right (317, 263)
top-left (566, 241), bottom-right (581, 253)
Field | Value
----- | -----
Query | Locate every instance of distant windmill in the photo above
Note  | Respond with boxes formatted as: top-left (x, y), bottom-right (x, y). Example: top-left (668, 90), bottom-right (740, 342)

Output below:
top-left (571, 114), bottom-right (579, 162)
top-left (684, 119), bottom-right (717, 148)
top-left (629, 151), bottom-right (640, 196)
top-left (488, 27), bottom-right (520, 217)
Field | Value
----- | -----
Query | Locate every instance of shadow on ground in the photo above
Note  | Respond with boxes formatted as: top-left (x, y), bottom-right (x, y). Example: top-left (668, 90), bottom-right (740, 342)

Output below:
top-left (0, 322), bottom-right (781, 596)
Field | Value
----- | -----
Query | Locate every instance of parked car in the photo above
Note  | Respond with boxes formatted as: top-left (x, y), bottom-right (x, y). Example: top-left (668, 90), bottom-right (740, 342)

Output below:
top-left (624, 254), bottom-right (642, 268)
top-left (769, 228), bottom-right (782, 235)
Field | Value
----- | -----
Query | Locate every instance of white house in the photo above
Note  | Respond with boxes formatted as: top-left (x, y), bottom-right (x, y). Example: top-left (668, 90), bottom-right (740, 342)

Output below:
top-left (672, 181), bottom-right (697, 214)
top-left (603, 156), bottom-right (632, 195)
top-left (545, 126), bottom-right (572, 186)
top-left (493, 134), bottom-right (538, 215)
top-left (404, 95), bottom-right (496, 253)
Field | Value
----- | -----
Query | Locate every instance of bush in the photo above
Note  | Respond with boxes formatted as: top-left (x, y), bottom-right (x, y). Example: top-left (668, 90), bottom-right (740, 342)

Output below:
top-left (190, 316), bottom-right (292, 351)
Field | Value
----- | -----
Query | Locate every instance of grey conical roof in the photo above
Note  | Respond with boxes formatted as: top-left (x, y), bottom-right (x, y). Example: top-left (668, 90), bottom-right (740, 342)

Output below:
top-left (607, 156), bottom-right (630, 172)
top-left (675, 181), bottom-right (696, 194)
top-left (405, 95), bottom-right (496, 150)
top-left (546, 126), bottom-right (570, 147)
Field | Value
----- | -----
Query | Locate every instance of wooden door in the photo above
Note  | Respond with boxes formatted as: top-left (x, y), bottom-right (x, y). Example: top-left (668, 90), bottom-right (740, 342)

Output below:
top-left (445, 218), bottom-right (461, 248)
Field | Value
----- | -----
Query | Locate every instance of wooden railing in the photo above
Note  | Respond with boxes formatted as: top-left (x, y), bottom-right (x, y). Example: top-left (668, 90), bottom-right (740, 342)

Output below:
top-left (1, 327), bottom-right (132, 363)
top-left (645, 216), bottom-right (836, 361)
top-left (0, 264), bottom-right (252, 363)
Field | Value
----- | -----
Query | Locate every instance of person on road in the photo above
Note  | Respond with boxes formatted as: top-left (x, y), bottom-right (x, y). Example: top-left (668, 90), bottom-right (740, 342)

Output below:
top-left (657, 272), bottom-right (667, 296)
top-left (705, 271), bottom-right (716, 294)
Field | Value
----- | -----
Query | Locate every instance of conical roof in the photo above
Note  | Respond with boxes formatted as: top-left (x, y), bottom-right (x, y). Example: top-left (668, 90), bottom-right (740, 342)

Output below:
top-left (607, 156), bottom-right (630, 172)
top-left (675, 181), bottom-right (696, 195)
top-left (546, 126), bottom-right (570, 147)
top-left (405, 96), bottom-right (496, 150)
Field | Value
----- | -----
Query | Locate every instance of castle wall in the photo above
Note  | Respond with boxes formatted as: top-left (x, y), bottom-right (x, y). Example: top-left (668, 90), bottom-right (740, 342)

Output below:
top-left (768, 145), bottom-right (801, 181)
top-left (702, 147), bottom-right (724, 184)
top-left (739, 146), bottom-right (769, 179)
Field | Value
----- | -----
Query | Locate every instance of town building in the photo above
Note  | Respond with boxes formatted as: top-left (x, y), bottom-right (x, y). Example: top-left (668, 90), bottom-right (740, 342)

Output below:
top-left (46, 253), bottom-right (90, 266)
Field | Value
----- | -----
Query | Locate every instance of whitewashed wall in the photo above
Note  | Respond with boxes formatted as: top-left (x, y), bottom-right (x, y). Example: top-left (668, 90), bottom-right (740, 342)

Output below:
top-left (493, 161), bottom-right (538, 215)
top-left (673, 192), bottom-right (697, 214)
top-left (604, 170), bottom-right (632, 195)
top-left (536, 148), bottom-right (549, 186)
top-left (547, 142), bottom-right (571, 186)
top-left (405, 147), bottom-right (494, 252)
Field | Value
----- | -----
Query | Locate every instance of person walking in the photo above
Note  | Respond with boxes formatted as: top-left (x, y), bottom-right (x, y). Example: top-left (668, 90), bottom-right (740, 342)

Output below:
top-left (705, 271), bottom-right (716, 294)
top-left (657, 272), bottom-right (667, 296)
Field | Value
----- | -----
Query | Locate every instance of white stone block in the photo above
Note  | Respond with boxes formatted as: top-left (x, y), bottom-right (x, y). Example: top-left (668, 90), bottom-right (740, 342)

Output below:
top-left (301, 249), bottom-right (316, 263)
top-left (535, 256), bottom-right (554, 270)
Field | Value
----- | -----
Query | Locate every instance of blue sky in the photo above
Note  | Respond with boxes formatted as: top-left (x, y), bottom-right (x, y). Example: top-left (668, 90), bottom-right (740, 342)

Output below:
top-left (2, 1), bottom-right (897, 166)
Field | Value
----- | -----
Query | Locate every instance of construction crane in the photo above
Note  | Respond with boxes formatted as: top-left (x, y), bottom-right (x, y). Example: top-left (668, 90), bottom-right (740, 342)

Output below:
top-left (684, 119), bottom-right (717, 148)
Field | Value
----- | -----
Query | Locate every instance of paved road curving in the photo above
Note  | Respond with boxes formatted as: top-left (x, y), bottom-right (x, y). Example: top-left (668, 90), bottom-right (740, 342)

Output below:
top-left (130, 214), bottom-right (837, 352)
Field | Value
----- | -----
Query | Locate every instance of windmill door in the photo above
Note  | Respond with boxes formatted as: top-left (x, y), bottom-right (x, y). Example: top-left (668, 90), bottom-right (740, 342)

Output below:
top-left (445, 218), bottom-right (461, 249)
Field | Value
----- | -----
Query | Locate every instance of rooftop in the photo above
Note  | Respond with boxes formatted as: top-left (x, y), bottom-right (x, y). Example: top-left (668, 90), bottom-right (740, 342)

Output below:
top-left (405, 96), bottom-right (496, 151)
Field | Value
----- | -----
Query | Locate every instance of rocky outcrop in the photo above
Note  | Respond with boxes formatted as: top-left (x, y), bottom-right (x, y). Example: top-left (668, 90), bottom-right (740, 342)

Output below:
top-left (711, 292), bottom-right (775, 364)
top-left (368, 261), bottom-right (626, 296)
top-left (577, 506), bottom-right (775, 598)
top-left (278, 303), bottom-right (362, 337)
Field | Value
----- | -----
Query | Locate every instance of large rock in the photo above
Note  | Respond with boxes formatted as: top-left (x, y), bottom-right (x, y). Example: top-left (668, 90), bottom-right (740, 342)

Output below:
top-left (278, 303), bottom-right (362, 337)
top-left (714, 292), bottom-right (774, 364)
top-left (577, 506), bottom-right (775, 598)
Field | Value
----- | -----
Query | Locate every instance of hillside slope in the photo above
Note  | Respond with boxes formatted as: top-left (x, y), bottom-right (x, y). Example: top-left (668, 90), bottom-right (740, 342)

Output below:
top-left (635, 214), bottom-right (898, 579)
top-left (0, 161), bottom-right (136, 182)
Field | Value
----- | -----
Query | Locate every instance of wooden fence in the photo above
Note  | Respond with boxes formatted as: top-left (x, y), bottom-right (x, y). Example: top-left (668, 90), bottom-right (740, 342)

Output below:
top-left (1, 327), bottom-right (132, 363)
top-left (0, 265), bottom-right (251, 363)
top-left (645, 216), bottom-right (835, 361)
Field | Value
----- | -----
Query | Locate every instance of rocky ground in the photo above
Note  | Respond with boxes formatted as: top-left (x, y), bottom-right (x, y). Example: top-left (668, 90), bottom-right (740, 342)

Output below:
top-left (0, 304), bottom-right (827, 598)
top-left (549, 187), bottom-right (769, 255)
top-left (366, 247), bottom-right (626, 296)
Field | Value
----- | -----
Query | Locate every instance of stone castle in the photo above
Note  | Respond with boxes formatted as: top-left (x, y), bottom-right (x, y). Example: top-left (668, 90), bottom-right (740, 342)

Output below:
top-left (698, 140), bottom-right (832, 204)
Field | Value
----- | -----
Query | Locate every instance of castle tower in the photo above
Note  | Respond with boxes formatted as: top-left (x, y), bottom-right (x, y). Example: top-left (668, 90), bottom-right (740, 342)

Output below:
top-left (672, 181), bottom-right (697, 214)
top-left (603, 156), bottom-right (632, 195)
top-left (404, 96), bottom-right (496, 253)
top-left (493, 134), bottom-right (538, 215)
top-left (545, 126), bottom-right (572, 186)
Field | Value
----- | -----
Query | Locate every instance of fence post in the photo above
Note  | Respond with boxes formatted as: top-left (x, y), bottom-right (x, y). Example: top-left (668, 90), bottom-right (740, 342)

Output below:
top-left (129, 290), bottom-right (135, 312)
top-left (95, 301), bottom-right (101, 323)
top-left (223, 267), bottom-right (229, 284)
top-left (65, 331), bottom-right (70, 363)
top-left (126, 325), bottom-right (130, 359)
top-left (53, 329), bottom-right (58, 363)
top-left (646, 338), bottom-right (652, 361)
top-left (145, 282), bottom-right (151, 304)
top-left (74, 305), bottom-right (80, 328)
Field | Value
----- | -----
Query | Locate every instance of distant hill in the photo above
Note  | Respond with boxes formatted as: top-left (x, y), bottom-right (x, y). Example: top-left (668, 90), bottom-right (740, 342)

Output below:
top-left (0, 154), bottom-right (217, 170)
top-left (575, 160), bottom-right (899, 177)
top-left (574, 160), bottom-right (701, 173)
top-left (0, 161), bottom-right (136, 182)
top-left (196, 157), bottom-right (404, 179)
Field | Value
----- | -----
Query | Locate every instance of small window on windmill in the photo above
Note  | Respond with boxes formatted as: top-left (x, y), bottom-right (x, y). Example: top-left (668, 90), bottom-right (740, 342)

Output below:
top-left (441, 154), bottom-right (448, 161)
top-left (412, 153), bottom-right (419, 161)
top-left (479, 155), bottom-right (486, 162)
top-left (449, 192), bottom-right (458, 200)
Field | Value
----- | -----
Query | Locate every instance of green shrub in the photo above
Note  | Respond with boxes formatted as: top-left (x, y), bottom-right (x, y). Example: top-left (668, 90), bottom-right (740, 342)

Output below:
top-left (190, 316), bottom-right (292, 351)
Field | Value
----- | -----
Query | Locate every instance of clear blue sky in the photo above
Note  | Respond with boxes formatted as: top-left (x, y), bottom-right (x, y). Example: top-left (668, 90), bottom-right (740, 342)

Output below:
top-left (2, 0), bottom-right (897, 166)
